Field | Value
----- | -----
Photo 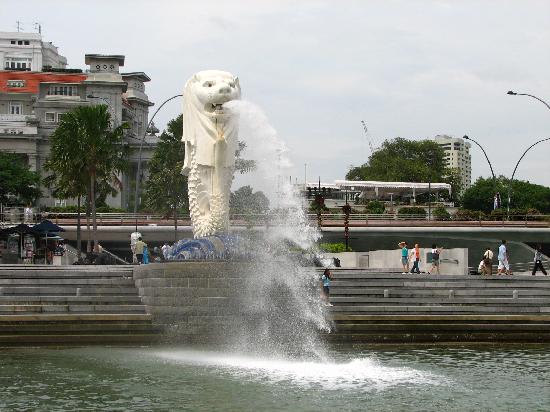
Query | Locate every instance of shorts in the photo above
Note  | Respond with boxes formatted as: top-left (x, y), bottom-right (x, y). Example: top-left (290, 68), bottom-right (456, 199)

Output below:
top-left (401, 256), bottom-right (408, 265)
top-left (323, 286), bottom-right (330, 296)
top-left (498, 259), bottom-right (509, 270)
top-left (432, 259), bottom-right (439, 267)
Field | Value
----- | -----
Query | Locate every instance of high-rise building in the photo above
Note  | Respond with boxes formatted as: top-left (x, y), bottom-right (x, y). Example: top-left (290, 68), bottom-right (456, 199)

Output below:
top-left (0, 31), bottom-right (155, 210)
top-left (433, 135), bottom-right (472, 193)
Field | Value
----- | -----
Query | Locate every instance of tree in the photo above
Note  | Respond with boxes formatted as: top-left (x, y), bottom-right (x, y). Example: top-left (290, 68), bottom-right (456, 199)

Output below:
top-left (142, 115), bottom-right (188, 240)
top-left (230, 185), bottom-right (269, 215)
top-left (347, 138), bottom-right (447, 182)
top-left (0, 151), bottom-right (41, 205)
top-left (462, 176), bottom-right (550, 213)
top-left (47, 105), bottom-right (128, 251)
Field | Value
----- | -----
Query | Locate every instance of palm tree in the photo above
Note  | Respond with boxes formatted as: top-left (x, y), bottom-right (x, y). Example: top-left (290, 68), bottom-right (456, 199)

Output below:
top-left (46, 105), bottom-right (128, 252)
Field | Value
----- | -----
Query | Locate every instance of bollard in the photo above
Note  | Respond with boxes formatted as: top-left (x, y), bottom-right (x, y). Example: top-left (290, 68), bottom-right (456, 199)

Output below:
top-left (513, 290), bottom-right (518, 299)
top-left (76, 287), bottom-right (82, 296)
top-left (448, 289), bottom-right (454, 299)
top-left (384, 289), bottom-right (389, 298)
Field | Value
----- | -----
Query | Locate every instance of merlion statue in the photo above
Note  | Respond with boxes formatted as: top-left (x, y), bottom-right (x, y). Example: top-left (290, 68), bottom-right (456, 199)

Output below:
top-left (182, 70), bottom-right (241, 238)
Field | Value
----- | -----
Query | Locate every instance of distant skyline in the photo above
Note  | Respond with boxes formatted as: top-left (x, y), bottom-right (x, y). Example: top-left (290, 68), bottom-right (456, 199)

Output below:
top-left (2, 0), bottom-right (549, 188)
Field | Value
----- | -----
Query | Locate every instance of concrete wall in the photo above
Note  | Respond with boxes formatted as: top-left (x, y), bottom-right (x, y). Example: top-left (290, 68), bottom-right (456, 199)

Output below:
top-left (321, 248), bottom-right (468, 275)
top-left (133, 262), bottom-right (246, 342)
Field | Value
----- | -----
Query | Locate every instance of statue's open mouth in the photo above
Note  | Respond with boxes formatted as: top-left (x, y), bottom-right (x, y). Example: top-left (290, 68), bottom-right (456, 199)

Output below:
top-left (206, 103), bottom-right (226, 114)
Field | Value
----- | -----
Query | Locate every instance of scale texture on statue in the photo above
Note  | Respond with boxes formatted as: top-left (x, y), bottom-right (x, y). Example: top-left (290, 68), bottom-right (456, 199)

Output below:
top-left (182, 70), bottom-right (241, 238)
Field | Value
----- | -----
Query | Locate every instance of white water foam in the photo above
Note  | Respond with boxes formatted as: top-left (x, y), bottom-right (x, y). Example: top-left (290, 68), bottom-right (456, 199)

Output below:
top-left (153, 350), bottom-right (443, 390)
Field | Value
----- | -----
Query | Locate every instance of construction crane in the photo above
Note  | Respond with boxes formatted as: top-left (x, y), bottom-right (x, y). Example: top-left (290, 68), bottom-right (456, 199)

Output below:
top-left (360, 120), bottom-right (375, 154)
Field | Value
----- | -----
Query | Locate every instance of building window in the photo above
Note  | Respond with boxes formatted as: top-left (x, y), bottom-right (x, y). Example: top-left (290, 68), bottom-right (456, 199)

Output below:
top-left (9, 102), bottom-right (22, 115)
top-left (4, 57), bottom-right (32, 70)
top-left (10, 40), bottom-right (15, 44)
top-left (7, 80), bottom-right (25, 88)
top-left (45, 112), bottom-right (56, 122)
top-left (17, 40), bottom-right (23, 45)
top-left (57, 113), bottom-right (66, 123)
top-left (24, 40), bottom-right (29, 45)
top-left (47, 85), bottom-right (79, 97)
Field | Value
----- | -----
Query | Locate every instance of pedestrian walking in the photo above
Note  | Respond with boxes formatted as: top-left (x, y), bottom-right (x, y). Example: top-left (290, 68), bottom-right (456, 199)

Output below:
top-left (427, 244), bottom-right (443, 275)
top-left (398, 241), bottom-right (409, 274)
top-left (497, 240), bottom-right (512, 275)
top-left (532, 245), bottom-right (548, 276)
top-left (482, 247), bottom-right (494, 275)
top-left (134, 237), bottom-right (147, 264)
top-left (410, 243), bottom-right (421, 274)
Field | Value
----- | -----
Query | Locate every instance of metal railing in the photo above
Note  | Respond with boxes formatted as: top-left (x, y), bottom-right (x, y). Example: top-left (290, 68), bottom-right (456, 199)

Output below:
top-left (2, 209), bottom-right (549, 227)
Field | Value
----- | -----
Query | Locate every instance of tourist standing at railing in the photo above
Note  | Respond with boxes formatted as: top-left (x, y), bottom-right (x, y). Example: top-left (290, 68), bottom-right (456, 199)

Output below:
top-left (398, 241), bottom-right (409, 274)
top-left (532, 245), bottom-right (548, 276)
top-left (410, 244), bottom-right (421, 274)
top-left (497, 240), bottom-right (512, 275)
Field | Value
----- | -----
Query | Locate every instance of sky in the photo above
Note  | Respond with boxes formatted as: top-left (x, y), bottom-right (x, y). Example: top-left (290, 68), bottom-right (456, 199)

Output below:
top-left (2, 0), bottom-right (550, 188)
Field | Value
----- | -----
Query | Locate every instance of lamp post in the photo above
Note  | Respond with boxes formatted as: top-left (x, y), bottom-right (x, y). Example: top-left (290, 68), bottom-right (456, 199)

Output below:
top-left (463, 134), bottom-right (497, 210)
top-left (506, 91), bottom-right (550, 219)
top-left (132, 94), bottom-right (183, 231)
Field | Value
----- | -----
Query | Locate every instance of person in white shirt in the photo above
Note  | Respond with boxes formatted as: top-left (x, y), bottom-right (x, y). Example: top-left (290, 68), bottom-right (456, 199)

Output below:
top-left (497, 240), bottom-right (512, 275)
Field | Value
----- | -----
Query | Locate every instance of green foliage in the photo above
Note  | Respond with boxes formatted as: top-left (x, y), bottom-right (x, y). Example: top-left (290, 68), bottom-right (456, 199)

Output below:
top-left (347, 138), bottom-right (446, 182)
top-left (0, 151), bottom-right (41, 205)
top-left (230, 185), bottom-right (269, 214)
top-left (366, 200), bottom-right (385, 214)
top-left (319, 242), bottom-right (352, 253)
top-left (234, 141), bottom-right (256, 174)
top-left (398, 206), bottom-right (427, 216)
top-left (142, 115), bottom-right (188, 217)
top-left (45, 104), bottom-right (128, 249)
top-left (454, 209), bottom-right (486, 221)
top-left (432, 206), bottom-right (450, 220)
top-left (462, 176), bottom-right (550, 213)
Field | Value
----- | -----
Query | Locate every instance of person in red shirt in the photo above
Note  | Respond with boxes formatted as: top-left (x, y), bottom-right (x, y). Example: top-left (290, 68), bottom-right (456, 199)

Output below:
top-left (410, 243), bottom-right (421, 274)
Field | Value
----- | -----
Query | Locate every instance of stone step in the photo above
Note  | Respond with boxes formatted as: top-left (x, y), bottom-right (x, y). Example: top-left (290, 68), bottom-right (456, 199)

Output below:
top-left (323, 331), bottom-right (550, 343)
top-left (0, 265), bottom-right (133, 271)
top-left (0, 296), bottom-right (142, 304)
top-left (332, 275), bottom-right (550, 282)
top-left (332, 288), bottom-right (550, 297)
top-left (0, 333), bottom-right (157, 345)
top-left (333, 323), bottom-right (550, 332)
top-left (0, 313), bottom-right (151, 322)
top-left (332, 281), bottom-right (550, 288)
top-left (0, 304), bottom-right (147, 314)
top-left (0, 286), bottom-right (139, 295)
top-left (0, 272), bottom-right (133, 279)
top-left (329, 305), bottom-right (550, 313)
top-left (329, 314), bottom-right (550, 321)
top-left (0, 322), bottom-right (154, 333)
top-left (0, 278), bottom-right (135, 286)
top-left (331, 297), bottom-right (550, 305)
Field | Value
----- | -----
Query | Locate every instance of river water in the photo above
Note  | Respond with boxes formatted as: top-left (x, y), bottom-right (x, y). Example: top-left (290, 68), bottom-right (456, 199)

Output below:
top-left (1, 344), bottom-right (549, 411)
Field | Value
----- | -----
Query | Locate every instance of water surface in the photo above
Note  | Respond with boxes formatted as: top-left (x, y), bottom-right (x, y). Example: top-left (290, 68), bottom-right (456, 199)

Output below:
top-left (1, 344), bottom-right (549, 411)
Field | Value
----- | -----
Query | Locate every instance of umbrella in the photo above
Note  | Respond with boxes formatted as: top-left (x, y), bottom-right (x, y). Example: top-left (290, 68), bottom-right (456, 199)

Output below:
top-left (0, 223), bottom-right (40, 235)
top-left (32, 220), bottom-right (65, 233)
top-left (32, 220), bottom-right (65, 264)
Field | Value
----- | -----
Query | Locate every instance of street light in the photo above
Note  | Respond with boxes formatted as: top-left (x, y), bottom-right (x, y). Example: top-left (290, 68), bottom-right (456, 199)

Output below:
top-left (133, 94), bottom-right (183, 231)
top-left (463, 135), bottom-right (497, 210)
top-left (506, 91), bottom-right (550, 218)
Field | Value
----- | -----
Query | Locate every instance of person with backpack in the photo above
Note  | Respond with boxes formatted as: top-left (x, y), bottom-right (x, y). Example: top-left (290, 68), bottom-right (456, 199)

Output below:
top-left (427, 244), bottom-right (443, 275)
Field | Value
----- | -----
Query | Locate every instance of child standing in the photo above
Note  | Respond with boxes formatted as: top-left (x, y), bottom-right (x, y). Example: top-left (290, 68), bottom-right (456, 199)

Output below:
top-left (398, 241), bottom-right (409, 274)
top-left (321, 268), bottom-right (333, 306)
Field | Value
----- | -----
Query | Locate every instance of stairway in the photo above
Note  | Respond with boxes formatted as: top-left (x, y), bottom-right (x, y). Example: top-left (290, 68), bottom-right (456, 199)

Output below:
top-left (0, 265), bottom-right (157, 345)
top-left (328, 269), bottom-right (550, 343)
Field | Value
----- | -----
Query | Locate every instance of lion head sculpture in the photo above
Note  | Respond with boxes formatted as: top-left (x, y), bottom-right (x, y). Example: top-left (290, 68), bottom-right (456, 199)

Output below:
top-left (182, 70), bottom-right (241, 174)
